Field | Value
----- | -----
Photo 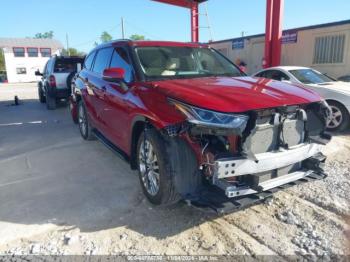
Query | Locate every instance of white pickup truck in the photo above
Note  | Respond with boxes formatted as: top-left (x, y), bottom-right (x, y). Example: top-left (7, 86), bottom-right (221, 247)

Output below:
top-left (35, 56), bottom-right (84, 110)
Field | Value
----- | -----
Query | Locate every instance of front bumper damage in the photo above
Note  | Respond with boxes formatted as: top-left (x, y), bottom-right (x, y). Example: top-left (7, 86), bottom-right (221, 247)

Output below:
top-left (165, 101), bottom-right (331, 213)
top-left (191, 170), bottom-right (327, 214)
top-left (191, 150), bottom-right (327, 214)
top-left (213, 143), bottom-right (323, 198)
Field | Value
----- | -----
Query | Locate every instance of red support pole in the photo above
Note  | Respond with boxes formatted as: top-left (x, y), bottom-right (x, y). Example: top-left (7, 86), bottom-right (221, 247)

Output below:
top-left (264, 0), bottom-right (273, 68)
top-left (271, 0), bottom-right (284, 66)
top-left (264, 0), bottom-right (284, 67)
top-left (191, 2), bottom-right (199, 42)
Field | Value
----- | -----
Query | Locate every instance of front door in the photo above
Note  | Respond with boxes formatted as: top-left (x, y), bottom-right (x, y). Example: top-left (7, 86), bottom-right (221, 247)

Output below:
top-left (100, 46), bottom-right (135, 152)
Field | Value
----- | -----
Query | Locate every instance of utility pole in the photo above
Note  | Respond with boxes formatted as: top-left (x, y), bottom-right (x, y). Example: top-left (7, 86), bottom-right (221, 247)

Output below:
top-left (66, 33), bottom-right (70, 56)
top-left (121, 17), bottom-right (125, 39)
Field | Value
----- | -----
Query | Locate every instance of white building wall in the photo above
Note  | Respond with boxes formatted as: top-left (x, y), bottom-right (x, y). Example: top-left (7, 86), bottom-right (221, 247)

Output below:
top-left (3, 48), bottom-right (61, 83)
top-left (211, 22), bottom-right (350, 77)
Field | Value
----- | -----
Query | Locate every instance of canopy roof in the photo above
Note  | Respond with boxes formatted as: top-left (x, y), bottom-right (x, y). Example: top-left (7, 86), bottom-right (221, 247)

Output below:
top-left (151, 0), bottom-right (207, 8)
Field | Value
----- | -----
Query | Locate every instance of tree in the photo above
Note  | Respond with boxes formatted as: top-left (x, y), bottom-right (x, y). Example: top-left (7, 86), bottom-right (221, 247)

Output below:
top-left (34, 31), bottom-right (54, 39)
top-left (130, 34), bottom-right (145, 41)
top-left (100, 31), bottom-right (112, 43)
top-left (61, 48), bottom-right (85, 56)
top-left (0, 48), bottom-right (5, 71)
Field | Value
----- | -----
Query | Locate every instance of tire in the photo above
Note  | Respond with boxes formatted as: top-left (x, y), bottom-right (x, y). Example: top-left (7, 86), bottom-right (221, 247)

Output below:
top-left (136, 128), bottom-right (185, 206)
top-left (46, 94), bottom-right (56, 110)
top-left (66, 72), bottom-right (75, 92)
top-left (326, 101), bottom-right (350, 132)
top-left (78, 100), bottom-right (95, 140)
top-left (38, 86), bottom-right (46, 103)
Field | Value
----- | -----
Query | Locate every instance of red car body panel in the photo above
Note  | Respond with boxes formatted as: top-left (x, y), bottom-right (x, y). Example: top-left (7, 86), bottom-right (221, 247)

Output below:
top-left (150, 76), bottom-right (321, 113)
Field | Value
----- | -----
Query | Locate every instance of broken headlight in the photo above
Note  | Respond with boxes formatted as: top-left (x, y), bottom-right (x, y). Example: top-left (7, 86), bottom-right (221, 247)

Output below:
top-left (170, 99), bottom-right (249, 132)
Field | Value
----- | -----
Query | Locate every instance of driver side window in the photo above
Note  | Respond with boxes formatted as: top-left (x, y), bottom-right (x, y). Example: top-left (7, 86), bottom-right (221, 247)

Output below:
top-left (110, 47), bottom-right (134, 83)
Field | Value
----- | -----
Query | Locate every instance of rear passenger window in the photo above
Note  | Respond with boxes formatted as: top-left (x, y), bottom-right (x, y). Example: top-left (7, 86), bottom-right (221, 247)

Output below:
top-left (110, 47), bottom-right (133, 83)
top-left (92, 48), bottom-right (114, 75)
top-left (84, 51), bottom-right (96, 70)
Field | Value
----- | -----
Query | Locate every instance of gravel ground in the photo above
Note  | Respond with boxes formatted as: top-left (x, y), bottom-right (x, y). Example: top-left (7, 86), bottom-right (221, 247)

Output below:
top-left (0, 83), bottom-right (349, 258)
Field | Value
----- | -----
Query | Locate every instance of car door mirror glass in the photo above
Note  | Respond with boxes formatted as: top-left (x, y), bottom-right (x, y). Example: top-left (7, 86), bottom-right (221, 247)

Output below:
top-left (102, 68), bottom-right (125, 83)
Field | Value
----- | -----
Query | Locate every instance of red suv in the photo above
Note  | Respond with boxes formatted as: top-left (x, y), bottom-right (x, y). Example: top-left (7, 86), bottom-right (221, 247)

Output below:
top-left (70, 40), bottom-right (331, 213)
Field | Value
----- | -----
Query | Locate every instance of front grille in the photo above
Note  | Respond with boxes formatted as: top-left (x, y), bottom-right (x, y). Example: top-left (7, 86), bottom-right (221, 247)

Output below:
top-left (246, 113), bottom-right (305, 155)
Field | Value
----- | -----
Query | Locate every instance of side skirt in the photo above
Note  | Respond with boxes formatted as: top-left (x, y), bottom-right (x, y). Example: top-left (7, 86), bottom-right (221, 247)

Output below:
top-left (93, 129), bottom-right (130, 163)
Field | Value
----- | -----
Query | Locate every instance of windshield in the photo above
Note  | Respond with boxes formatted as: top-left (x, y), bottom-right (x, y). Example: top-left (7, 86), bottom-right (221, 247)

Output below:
top-left (289, 69), bottom-right (334, 84)
top-left (135, 46), bottom-right (244, 80)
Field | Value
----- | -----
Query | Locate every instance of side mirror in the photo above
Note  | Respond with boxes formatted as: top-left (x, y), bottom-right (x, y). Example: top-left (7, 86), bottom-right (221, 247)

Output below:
top-left (102, 68), bottom-right (125, 83)
top-left (35, 70), bottom-right (43, 76)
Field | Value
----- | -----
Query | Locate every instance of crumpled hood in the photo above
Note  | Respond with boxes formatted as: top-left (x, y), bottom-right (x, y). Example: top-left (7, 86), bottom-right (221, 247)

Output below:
top-left (308, 81), bottom-right (350, 95)
top-left (152, 76), bottom-right (321, 113)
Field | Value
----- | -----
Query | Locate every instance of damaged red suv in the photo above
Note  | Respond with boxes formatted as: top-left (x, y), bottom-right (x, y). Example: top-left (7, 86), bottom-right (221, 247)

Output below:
top-left (70, 40), bottom-right (331, 213)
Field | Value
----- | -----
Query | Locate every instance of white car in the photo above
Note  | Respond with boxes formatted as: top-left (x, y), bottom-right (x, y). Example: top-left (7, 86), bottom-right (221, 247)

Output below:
top-left (253, 66), bottom-right (350, 131)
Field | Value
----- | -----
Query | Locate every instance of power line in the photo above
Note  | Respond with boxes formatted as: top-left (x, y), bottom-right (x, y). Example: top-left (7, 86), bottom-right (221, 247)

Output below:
top-left (70, 23), bottom-right (122, 48)
top-left (123, 19), bottom-right (163, 40)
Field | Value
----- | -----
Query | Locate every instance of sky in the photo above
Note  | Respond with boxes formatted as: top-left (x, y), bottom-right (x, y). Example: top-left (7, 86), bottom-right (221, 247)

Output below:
top-left (1, 0), bottom-right (350, 53)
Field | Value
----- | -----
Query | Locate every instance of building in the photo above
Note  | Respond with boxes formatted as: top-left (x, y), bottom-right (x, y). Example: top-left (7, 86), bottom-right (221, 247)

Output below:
top-left (210, 20), bottom-right (350, 77)
top-left (0, 38), bottom-right (63, 83)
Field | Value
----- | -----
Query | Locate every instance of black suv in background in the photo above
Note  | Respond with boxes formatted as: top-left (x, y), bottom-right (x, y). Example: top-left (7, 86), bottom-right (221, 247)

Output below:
top-left (35, 56), bottom-right (84, 110)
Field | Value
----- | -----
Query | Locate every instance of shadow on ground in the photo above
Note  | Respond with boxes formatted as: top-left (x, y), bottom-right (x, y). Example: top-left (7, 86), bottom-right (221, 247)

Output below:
top-left (0, 98), bottom-right (215, 239)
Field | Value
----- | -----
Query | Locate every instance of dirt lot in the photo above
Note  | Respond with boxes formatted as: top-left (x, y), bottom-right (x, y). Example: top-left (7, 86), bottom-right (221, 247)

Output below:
top-left (0, 83), bottom-right (349, 258)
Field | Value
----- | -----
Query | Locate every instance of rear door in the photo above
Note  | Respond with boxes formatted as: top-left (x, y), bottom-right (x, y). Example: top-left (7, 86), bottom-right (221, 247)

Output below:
top-left (87, 47), bottom-right (114, 134)
top-left (79, 51), bottom-right (99, 125)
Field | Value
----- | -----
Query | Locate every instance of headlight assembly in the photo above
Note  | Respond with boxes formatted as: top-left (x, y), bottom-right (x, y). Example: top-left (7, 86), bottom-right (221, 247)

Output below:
top-left (169, 99), bottom-right (249, 133)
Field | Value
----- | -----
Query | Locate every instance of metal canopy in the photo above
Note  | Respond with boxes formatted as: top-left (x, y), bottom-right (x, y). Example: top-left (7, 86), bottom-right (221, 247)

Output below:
top-left (152, 0), bottom-right (208, 42)
top-left (152, 0), bottom-right (283, 67)
top-left (152, 0), bottom-right (207, 8)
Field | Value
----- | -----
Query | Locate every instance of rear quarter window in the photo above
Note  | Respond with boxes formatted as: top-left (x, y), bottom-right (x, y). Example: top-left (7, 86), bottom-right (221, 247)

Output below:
top-left (84, 52), bottom-right (96, 70)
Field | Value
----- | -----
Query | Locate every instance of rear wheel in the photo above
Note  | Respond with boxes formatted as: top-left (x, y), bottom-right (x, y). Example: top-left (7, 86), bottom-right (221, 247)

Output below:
top-left (136, 128), bottom-right (181, 206)
top-left (38, 86), bottom-right (46, 103)
top-left (46, 94), bottom-right (56, 110)
top-left (78, 100), bottom-right (95, 140)
top-left (326, 101), bottom-right (350, 132)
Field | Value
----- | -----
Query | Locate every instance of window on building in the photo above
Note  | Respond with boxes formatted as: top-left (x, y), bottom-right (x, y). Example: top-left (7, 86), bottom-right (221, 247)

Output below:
top-left (40, 48), bottom-right (51, 57)
top-left (27, 48), bottom-right (38, 57)
top-left (92, 47), bottom-right (114, 74)
top-left (16, 68), bottom-right (27, 74)
top-left (13, 47), bottom-right (25, 57)
top-left (313, 35), bottom-right (346, 64)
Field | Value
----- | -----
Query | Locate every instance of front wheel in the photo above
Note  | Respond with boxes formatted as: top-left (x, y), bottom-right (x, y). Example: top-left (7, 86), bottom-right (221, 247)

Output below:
top-left (136, 129), bottom-right (181, 206)
top-left (46, 94), bottom-right (56, 110)
top-left (326, 101), bottom-right (350, 132)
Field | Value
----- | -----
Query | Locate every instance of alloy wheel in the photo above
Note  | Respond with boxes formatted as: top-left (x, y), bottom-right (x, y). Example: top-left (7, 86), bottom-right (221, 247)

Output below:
top-left (327, 105), bottom-right (343, 129)
top-left (78, 104), bottom-right (87, 136)
top-left (139, 139), bottom-right (160, 196)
